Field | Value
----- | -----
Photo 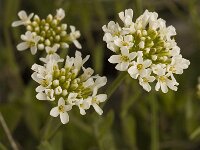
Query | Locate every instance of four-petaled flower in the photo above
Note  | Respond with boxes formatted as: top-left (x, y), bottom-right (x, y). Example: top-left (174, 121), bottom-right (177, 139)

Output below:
top-left (50, 97), bottom-right (72, 124)
top-left (17, 31), bottom-right (40, 55)
top-left (12, 10), bottom-right (33, 27)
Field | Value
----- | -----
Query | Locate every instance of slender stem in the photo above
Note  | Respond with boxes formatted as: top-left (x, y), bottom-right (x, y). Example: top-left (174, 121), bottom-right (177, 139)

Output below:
top-left (151, 96), bottom-right (159, 150)
top-left (0, 112), bottom-right (19, 150)
top-left (106, 72), bottom-right (128, 100)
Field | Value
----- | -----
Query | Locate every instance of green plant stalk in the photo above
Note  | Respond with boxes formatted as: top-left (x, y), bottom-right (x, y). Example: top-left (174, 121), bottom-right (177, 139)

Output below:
top-left (106, 72), bottom-right (128, 100)
top-left (0, 112), bottom-right (19, 150)
top-left (151, 96), bottom-right (159, 150)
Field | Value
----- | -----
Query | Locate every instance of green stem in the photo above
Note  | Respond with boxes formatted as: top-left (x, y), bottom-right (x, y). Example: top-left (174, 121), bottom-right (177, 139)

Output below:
top-left (106, 72), bottom-right (128, 100)
top-left (151, 96), bottom-right (159, 150)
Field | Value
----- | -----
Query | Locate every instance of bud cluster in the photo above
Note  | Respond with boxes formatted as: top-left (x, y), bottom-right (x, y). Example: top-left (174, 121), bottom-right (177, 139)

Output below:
top-left (103, 9), bottom-right (190, 93)
top-left (12, 8), bottom-right (81, 55)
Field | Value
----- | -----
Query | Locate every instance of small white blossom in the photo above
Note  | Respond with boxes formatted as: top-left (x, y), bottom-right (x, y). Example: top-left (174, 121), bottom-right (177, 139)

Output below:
top-left (108, 47), bottom-right (136, 71)
top-left (69, 26), bottom-right (82, 49)
top-left (86, 89), bottom-right (107, 115)
top-left (114, 35), bottom-right (134, 49)
top-left (128, 52), bottom-right (152, 79)
top-left (118, 9), bottom-right (133, 27)
top-left (55, 8), bottom-right (65, 20)
top-left (12, 10), bottom-right (33, 27)
top-left (50, 97), bottom-right (72, 124)
top-left (139, 69), bottom-right (155, 92)
top-left (154, 65), bottom-right (178, 93)
top-left (17, 31), bottom-right (40, 55)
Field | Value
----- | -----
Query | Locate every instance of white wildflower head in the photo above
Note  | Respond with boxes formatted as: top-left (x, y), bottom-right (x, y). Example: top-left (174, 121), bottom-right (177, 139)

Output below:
top-left (103, 8), bottom-right (190, 93)
top-left (12, 8), bottom-right (82, 55)
top-left (32, 51), bottom-right (107, 124)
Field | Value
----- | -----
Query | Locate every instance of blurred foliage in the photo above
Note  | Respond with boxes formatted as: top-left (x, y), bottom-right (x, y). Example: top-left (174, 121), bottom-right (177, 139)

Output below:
top-left (1, 0), bottom-right (200, 149)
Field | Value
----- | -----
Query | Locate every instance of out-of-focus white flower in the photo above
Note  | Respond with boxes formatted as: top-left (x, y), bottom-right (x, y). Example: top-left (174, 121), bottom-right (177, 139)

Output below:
top-left (17, 31), bottom-right (40, 55)
top-left (50, 97), bottom-right (72, 124)
top-left (13, 8), bottom-right (82, 53)
top-left (103, 8), bottom-right (190, 93)
top-left (118, 9), bottom-right (133, 27)
top-left (69, 26), bottom-right (82, 49)
top-left (108, 47), bottom-right (136, 71)
top-left (12, 10), bottom-right (33, 27)
top-left (55, 8), bottom-right (65, 20)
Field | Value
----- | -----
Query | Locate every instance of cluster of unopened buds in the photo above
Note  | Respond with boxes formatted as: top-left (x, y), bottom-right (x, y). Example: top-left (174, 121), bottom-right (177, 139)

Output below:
top-left (103, 9), bottom-right (190, 93)
top-left (12, 8), bottom-right (107, 124)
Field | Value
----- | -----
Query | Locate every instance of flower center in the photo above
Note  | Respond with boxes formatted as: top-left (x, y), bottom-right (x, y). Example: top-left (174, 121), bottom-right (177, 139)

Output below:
top-left (121, 55), bottom-right (129, 62)
top-left (159, 76), bottom-right (166, 82)
top-left (122, 41), bottom-right (129, 46)
top-left (41, 79), bottom-right (50, 87)
top-left (58, 105), bottom-right (64, 112)
top-left (142, 77), bottom-right (149, 82)
top-left (137, 64), bottom-right (143, 70)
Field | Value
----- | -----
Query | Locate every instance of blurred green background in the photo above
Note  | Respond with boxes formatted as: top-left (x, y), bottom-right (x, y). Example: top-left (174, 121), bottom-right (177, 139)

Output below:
top-left (0, 0), bottom-right (200, 149)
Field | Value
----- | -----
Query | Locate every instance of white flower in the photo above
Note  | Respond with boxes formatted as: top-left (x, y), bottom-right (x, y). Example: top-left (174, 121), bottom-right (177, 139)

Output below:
top-left (40, 45), bottom-right (64, 63)
top-left (114, 35), bottom-right (134, 49)
top-left (86, 89), bottom-right (107, 115)
top-left (50, 97), bottom-right (72, 124)
top-left (128, 52), bottom-right (152, 79)
top-left (12, 10), bottom-right (33, 27)
top-left (139, 69), bottom-right (155, 92)
top-left (167, 55), bottom-right (190, 74)
top-left (75, 99), bottom-right (90, 115)
top-left (55, 8), bottom-right (65, 20)
top-left (69, 26), bottom-right (82, 49)
top-left (108, 47), bottom-right (136, 71)
top-left (17, 31), bottom-right (40, 55)
top-left (102, 21), bottom-right (122, 37)
top-left (74, 51), bottom-right (90, 71)
top-left (154, 65), bottom-right (178, 93)
top-left (118, 9), bottom-right (133, 27)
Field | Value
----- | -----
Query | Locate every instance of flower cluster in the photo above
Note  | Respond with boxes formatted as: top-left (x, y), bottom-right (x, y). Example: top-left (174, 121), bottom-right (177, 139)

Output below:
top-left (32, 50), bottom-right (107, 124)
top-left (103, 9), bottom-right (190, 93)
top-left (12, 8), bottom-right (107, 124)
top-left (12, 8), bottom-right (81, 55)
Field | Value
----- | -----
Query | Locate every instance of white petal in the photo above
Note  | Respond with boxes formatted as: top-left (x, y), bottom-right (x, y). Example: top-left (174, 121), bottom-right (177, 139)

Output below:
top-left (31, 46), bottom-right (37, 55)
top-left (96, 94), bottom-right (107, 102)
top-left (36, 92), bottom-right (47, 100)
top-left (121, 47), bottom-right (129, 56)
top-left (93, 104), bottom-right (103, 115)
top-left (50, 107), bottom-right (59, 117)
top-left (36, 85), bottom-right (45, 92)
top-left (12, 21), bottom-right (23, 27)
top-left (58, 97), bottom-right (65, 106)
top-left (161, 83), bottom-right (168, 93)
top-left (80, 108), bottom-right (86, 115)
top-left (17, 42), bottom-right (29, 51)
top-left (144, 59), bottom-right (152, 68)
top-left (64, 105), bottom-right (72, 111)
top-left (60, 112), bottom-right (69, 124)
top-left (18, 10), bottom-right (27, 19)
top-left (108, 55), bottom-right (121, 64)
top-left (155, 82), bottom-right (160, 91)
top-left (129, 52), bottom-right (137, 60)
top-left (73, 40), bottom-right (82, 49)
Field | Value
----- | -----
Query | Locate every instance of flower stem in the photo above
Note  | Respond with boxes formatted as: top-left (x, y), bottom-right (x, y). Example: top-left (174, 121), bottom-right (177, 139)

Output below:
top-left (0, 112), bottom-right (19, 150)
top-left (106, 72), bottom-right (128, 100)
top-left (151, 95), bottom-right (159, 150)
